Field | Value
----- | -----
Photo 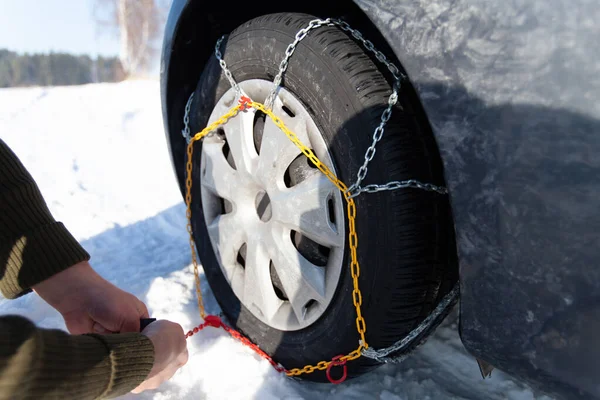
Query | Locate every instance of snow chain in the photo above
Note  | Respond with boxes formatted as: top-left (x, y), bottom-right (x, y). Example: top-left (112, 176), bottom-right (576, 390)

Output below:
top-left (182, 18), bottom-right (455, 382)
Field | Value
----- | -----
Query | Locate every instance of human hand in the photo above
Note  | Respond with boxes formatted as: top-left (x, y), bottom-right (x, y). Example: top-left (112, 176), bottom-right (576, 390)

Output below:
top-left (33, 261), bottom-right (149, 334)
top-left (132, 320), bottom-right (188, 393)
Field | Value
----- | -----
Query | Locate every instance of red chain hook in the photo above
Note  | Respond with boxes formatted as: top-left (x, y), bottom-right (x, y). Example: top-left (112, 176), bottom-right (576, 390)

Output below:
top-left (326, 355), bottom-right (348, 384)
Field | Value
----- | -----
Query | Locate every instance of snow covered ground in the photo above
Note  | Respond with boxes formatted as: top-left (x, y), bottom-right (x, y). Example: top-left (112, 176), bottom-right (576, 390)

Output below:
top-left (0, 81), bottom-right (554, 400)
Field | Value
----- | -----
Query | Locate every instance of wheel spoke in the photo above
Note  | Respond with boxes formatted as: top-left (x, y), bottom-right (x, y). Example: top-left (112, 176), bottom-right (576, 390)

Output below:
top-left (210, 91), bottom-right (238, 116)
top-left (256, 116), bottom-right (306, 186)
top-left (270, 229), bottom-right (326, 323)
top-left (271, 173), bottom-right (342, 248)
top-left (243, 236), bottom-right (283, 321)
top-left (224, 111), bottom-right (258, 176)
top-left (206, 213), bottom-right (245, 280)
top-left (201, 141), bottom-right (242, 200)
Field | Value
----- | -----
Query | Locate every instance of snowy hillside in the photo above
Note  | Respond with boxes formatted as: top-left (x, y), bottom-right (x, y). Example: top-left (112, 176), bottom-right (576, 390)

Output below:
top-left (0, 81), bottom-right (554, 400)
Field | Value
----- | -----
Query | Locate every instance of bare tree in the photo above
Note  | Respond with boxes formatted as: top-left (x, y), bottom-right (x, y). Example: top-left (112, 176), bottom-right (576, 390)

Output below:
top-left (94, 0), bottom-right (169, 77)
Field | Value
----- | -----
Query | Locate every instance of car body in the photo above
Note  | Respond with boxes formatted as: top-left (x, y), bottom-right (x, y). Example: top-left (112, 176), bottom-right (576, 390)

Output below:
top-left (160, 1), bottom-right (600, 398)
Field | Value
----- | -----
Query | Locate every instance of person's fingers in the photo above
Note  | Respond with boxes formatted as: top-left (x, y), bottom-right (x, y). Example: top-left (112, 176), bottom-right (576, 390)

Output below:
top-left (131, 365), bottom-right (177, 393)
top-left (147, 362), bottom-right (181, 388)
top-left (87, 297), bottom-right (125, 332)
top-left (119, 297), bottom-right (148, 332)
top-left (117, 296), bottom-right (149, 332)
top-left (137, 299), bottom-right (150, 319)
top-left (131, 387), bottom-right (143, 394)
top-left (120, 315), bottom-right (141, 333)
top-left (92, 322), bottom-right (112, 334)
top-left (132, 320), bottom-right (187, 394)
top-left (131, 349), bottom-right (188, 394)
top-left (179, 349), bottom-right (189, 367)
top-left (155, 363), bottom-right (180, 384)
top-left (153, 351), bottom-right (188, 384)
top-left (63, 313), bottom-right (95, 335)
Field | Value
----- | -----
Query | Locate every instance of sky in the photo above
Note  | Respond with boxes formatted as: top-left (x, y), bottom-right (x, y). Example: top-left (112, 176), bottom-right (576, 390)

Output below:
top-left (0, 0), bottom-right (120, 57)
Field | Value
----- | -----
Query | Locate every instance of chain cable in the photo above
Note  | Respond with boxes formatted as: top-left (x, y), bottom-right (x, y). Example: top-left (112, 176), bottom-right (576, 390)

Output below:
top-left (350, 180), bottom-right (449, 198)
top-left (182, 92), bottom-right (194, 143)
top-left (181, 17), bottom-right (456, 379)
top-left (362, 283), bottom-right (459, 362)
top-left (264, 18), bottom-right (334, 109)
top-left (329, 18), bottom-right (408, 196)
top-left (215, 35), bottom-right (242, 95)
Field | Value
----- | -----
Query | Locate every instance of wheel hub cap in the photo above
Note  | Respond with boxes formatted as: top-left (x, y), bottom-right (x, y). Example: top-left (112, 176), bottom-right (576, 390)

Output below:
top-left (200, 79), bottom-right (345, 331)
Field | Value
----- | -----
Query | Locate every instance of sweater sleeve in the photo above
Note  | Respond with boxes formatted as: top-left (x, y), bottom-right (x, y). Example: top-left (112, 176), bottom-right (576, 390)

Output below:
top-left (0, 315), bottom-right (154, 400)
top-left (0, 139), bottom-right (90, 299)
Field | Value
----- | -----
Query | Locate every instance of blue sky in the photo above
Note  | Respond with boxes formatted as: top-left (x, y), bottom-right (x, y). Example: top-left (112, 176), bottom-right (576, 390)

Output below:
top-left (0, 0), bottom-right (120, 57)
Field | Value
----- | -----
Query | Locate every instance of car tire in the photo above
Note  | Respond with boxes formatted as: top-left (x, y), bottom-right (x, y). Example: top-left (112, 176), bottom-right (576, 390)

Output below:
top-left (188, 12), bottom-right (456, 381)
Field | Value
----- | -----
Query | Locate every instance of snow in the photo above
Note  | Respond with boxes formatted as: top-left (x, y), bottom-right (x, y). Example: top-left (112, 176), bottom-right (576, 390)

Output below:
top-left (0, 81), bottom-right (554, 400)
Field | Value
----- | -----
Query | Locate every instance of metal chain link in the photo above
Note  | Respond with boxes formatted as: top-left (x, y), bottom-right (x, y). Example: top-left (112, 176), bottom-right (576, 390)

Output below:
top-left (264, 18), bottom-right (334, 109)
top-left (362, 283), bottom-right (459, 363)
top-left (351, 180), bottom-right (449, 198)
top-left (332, 19), bottom-right (405, 83)
top-left (346, 89), bottom-right (399, 196)
top-left (328, 18), bottom-right (406, 196)
top-left (181, 92), bottom-right (194, 143)
top-left (215, 36), bottom-right (242, 95)
top-left (182, 91), bottom-right (221, 143)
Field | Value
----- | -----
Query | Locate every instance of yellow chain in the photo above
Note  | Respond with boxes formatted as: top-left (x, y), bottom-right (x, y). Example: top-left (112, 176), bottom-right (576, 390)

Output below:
top-left (185, 106), bottom-right (243, 319)
top-left (185, 99), bottom-right (368, 377)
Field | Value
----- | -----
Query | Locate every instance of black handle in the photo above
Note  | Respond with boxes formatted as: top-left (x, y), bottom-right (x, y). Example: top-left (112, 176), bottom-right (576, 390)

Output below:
top-left (140, 318), bottom-right (157, 331)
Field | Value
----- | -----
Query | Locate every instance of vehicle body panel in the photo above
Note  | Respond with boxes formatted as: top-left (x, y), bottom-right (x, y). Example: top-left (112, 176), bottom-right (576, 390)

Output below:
top-left (356, 1), bottom-right (600, 397)
top-left (161, 1), bottom-right (600, 398)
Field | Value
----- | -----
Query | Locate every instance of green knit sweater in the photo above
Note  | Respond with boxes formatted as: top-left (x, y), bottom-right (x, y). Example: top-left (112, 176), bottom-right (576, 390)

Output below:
top-left (0, 139), bottom-right (154, 399)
